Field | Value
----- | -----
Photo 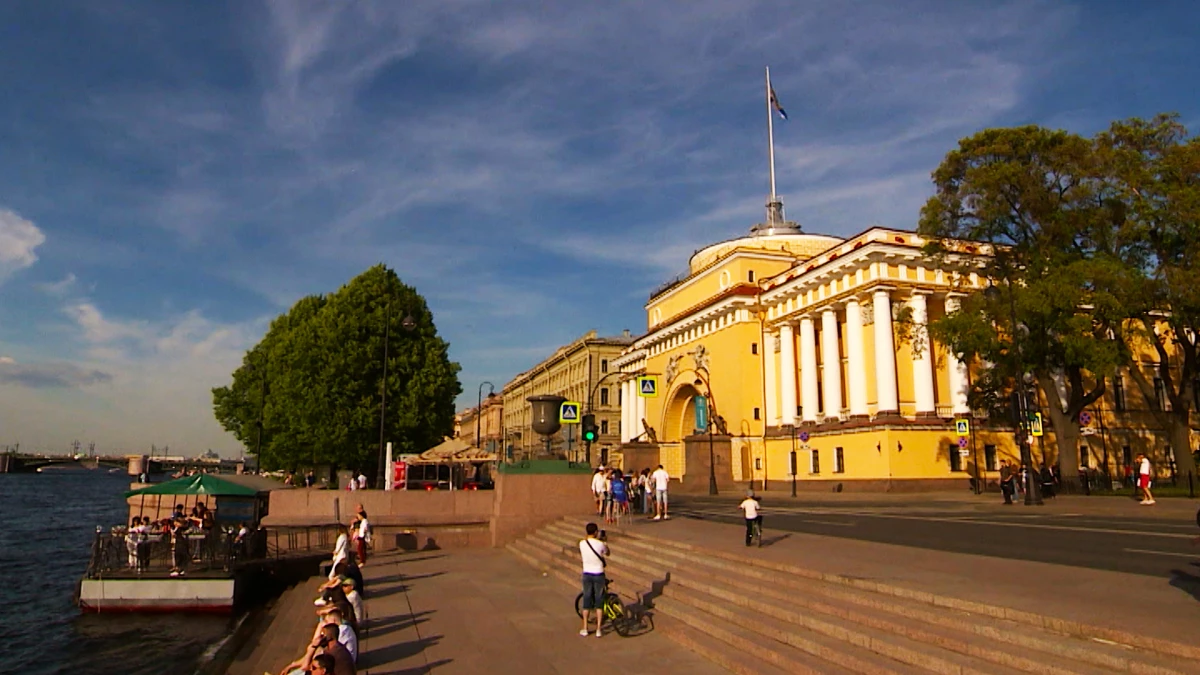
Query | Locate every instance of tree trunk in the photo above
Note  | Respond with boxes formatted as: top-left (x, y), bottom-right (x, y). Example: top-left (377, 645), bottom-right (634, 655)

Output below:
top-left (1168, 413), bottom-right (1197, 482)
top-left (1039, 376), bottom-right (1082, 492)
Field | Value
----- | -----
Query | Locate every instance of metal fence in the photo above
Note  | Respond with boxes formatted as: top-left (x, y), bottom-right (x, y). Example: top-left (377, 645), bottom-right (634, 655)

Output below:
top-left (85, 524), bottom-right (344, 578)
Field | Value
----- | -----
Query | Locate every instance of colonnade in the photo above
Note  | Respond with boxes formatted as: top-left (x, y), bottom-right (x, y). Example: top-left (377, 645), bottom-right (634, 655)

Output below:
top-left (767, 289), bottom-right (970, 425)
top-left (619, 378), bottom-right (649, 443)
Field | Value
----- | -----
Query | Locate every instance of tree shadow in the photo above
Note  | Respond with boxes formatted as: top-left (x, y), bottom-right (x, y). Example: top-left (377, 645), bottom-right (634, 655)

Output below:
top-left (1168, 568), bottom-right (1200, 603)
top-left (760, 533), bottom-right (793, 548)
top-left (368, 612), bottom-right (434, 639)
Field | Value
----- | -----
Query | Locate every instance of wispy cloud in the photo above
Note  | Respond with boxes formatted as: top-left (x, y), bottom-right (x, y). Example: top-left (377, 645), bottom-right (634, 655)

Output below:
top-left (0, 357), bottom-right (112, 389)
top-left (0, 208), bottom-right (45, 283)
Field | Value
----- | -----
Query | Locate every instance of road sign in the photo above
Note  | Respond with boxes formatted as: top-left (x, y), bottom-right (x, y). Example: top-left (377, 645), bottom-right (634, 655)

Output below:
top-left (957, 436), bottom-right (969, 449)
top-left (959, 448), bottom-right (971, 458)
top-left (559, 401), bottom-right (581, 424)
top-left (955, 419), bottom-right (970, 436)
top-left (637, 376), bottom-right (658, 398)
top-left (1079, 411), bottom-right (1092, 426)
top-left (1030, 413), bottom-right (1044, 437)
top-left (799, 431), bottom-right (810, 442)
top-left (1080, 427), bottom-right (1097, 436)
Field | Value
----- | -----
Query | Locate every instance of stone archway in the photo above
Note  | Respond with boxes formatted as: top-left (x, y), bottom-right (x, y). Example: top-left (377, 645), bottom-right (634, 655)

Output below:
top-left (662, 382), bottom-right (702, 443)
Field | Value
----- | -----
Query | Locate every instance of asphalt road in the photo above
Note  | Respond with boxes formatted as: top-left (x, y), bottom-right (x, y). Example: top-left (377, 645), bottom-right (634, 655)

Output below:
top-left (673, 494), bottom-right (1200, 579)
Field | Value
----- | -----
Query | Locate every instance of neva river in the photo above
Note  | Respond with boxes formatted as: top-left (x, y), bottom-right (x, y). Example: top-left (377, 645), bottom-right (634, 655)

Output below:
top-left (0, 470), bottom-right (235, 675)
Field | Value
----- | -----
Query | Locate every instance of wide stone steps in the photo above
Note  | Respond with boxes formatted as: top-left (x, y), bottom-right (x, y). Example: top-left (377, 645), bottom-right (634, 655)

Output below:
top-left (513, 518), bottom-right (1200, 675)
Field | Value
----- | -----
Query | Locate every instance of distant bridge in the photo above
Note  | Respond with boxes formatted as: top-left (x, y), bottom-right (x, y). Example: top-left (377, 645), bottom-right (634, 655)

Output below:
top-left (0, 453), bottom-right (246, 475)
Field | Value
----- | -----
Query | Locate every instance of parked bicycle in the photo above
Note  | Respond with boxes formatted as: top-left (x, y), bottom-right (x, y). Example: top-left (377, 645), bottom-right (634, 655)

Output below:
top-left (574, 578), bottom-right (651, 637)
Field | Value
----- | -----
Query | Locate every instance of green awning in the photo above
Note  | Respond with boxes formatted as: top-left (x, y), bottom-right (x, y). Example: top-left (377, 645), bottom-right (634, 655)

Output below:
top-left (124, 473), bottom-right (265, 498)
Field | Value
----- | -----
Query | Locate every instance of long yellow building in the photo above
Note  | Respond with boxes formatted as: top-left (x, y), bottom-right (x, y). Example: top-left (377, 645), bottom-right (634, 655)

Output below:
top-left (614, 215), bottom-right (1197, 491)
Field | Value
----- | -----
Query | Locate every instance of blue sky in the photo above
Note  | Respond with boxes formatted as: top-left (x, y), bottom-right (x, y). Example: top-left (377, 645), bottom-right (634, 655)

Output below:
top-left (1, 1), bottom-right (1197, 456)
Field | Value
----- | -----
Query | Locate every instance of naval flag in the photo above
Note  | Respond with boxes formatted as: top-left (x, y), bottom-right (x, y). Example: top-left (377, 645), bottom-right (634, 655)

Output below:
top-left (769, 85), bottom-right (788, 120)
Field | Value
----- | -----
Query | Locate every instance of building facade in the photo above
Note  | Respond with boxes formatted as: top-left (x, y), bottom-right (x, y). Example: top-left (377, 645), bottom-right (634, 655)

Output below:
top-left (615, 219), bottom-right (1199, 491)
top-left (454, 393), bottom-right (504, 454)
top-left (502, 330), bottom-right (635, 464)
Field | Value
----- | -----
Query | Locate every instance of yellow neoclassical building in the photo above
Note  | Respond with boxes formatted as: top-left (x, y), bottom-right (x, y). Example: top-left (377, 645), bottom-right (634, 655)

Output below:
top-left (613, 210), bottom-right (1028, 491)
top-left (614, 208), bottom-right (1200, 491)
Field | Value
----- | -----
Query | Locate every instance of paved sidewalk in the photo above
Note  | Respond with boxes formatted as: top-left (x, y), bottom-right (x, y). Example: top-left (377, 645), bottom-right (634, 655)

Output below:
top-left (603, 513), bottom-right (1200, 646)
top-left (357, 548), bottom-right (726, 674)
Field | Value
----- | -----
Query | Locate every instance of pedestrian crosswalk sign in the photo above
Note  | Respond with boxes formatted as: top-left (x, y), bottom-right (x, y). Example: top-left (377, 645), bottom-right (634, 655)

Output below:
top-left (560, 401), bottom-right (581, 424)
top-left (637, 376), bottom-right (658, 398)
top-left (1030, 413), bottom-right (1043, 437)
top-left (955, 419), bottom-right (970, 436)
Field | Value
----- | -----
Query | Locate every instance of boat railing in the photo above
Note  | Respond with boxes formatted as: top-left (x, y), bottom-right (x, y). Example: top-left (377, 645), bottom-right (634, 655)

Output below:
top-left (85, 523), bottom-right (344, 578)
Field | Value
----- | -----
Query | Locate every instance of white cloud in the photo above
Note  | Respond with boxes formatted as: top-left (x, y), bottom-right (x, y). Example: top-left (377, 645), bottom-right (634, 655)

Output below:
top-left (0, 358), bottom-right (112, 388)
top-left (0, 208), bottom-right (46, 282)
top-left (35, 273), bottom-right (77, 296)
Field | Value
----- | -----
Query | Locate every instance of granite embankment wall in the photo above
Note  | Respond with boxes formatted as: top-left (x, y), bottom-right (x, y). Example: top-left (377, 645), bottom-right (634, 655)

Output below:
top-left (262, 472), bottom-right (593, 550)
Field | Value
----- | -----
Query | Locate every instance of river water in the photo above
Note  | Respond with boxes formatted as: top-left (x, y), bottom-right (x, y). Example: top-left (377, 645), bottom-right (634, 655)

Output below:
top-left (0, 470), bottom-right (235, 675)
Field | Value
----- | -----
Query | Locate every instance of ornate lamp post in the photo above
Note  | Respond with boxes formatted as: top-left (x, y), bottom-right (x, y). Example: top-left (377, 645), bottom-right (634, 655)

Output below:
top-left (693, 373), bottom-right (719, 496)
top-left (477, 381), bottom-right (495, 450)
top-left (376, 303), bottom-right (417, 488)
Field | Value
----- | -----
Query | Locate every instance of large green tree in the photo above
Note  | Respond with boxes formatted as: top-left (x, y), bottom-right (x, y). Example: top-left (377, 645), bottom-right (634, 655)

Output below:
top-left (1096, 114), bottom-right (1200, 478)
top-left (918, 125), bottom-right (1129, 488)
top-left (213, 265), bottom-right (462, 481)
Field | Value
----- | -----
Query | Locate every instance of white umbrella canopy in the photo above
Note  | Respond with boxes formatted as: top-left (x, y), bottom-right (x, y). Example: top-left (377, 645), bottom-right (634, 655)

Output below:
top-left (418, 437), bottom-right (496, 462)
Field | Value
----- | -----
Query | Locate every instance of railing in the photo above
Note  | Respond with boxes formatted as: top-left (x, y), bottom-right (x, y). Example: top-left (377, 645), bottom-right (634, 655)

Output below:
top-left (85, 524), bottom-right (344, 578)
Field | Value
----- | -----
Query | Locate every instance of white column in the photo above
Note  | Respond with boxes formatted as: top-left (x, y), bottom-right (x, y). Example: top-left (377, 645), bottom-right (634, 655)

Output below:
top-left (620, 380), bottom-right (632, 442)
top-left (820, 308), bottom-right (843, 421)
top-left (635, 388), bottom-right (647, 439)
top-left (845, 299), bottom-right (868, 417)
top-left (910, 293), bottom-right (936, 415)
top-left (800, 316), bottom-right (819, 423)
top-left (764, 332), bottom-right (779, 425)
top-left (944, 296), bottom-right (970, 414)
top-left (873, 289), bottom-right (899, 414)
top-left (779, 323), bottom-right (797, 425)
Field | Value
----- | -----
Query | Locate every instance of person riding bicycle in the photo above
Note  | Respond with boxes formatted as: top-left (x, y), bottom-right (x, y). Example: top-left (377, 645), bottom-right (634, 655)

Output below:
top-left (579, 522), bottom-right (609, 637)
top-left (739, 490), bottom-right (762, 547)
top-left (609, 469), bottom-right (628, 522)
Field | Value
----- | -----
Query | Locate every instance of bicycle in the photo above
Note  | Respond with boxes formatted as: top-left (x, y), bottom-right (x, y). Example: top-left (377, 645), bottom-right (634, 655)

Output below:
top-left (574, 578), bottom-right (650, 637)
top-left (750, 517), bottom-right (763, 548)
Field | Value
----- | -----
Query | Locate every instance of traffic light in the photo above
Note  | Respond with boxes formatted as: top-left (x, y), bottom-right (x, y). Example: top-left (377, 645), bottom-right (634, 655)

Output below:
top-left (581, 414), bottom-right (598, 442)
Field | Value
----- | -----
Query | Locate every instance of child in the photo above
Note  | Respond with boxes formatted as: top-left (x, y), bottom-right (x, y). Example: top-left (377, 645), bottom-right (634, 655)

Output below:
top-left (739, 491), bottom-right (762, 546)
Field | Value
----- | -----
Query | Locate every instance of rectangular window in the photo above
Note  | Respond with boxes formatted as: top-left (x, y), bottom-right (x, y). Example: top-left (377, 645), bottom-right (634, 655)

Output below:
top-left (753, 407), bottom-right (761, 420)
top-left (810, 449), bottom-right (820, 474)
top-left (1114, 375), bottom-right (1126, 412)
top-left (751, 342), bottom-right (758, 355)
top-left (748, 270), bottom-right (755, 282)
top-left (600, 420), bottom-right (609, 435)
top-left (601, 359), bottom-right (608, 373)
top-left (984, 445), bottom-right (997, 471)
top-left (1154, 377), bottom-right (1168, 410)
top-left (834, 447), bottom-right (845, 473)
top-left (617, 388), bottom-right (622, 406)
top-left (950, 443), bottom-right (963, 472)
top-left (796, 405), bottom-right (802, 417)
top-left (600, 388), bottom-right (609, 405)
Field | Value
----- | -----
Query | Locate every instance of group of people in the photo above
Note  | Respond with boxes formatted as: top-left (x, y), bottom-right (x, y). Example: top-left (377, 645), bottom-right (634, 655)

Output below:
top-left (998, 453), bottom-right (1158, 505)
top-left (590, 464), bottom-right (672, 523)
top-left (123, 502), bottom-right (222, 576)
top-left (276, 504), bottom-right (371, 675)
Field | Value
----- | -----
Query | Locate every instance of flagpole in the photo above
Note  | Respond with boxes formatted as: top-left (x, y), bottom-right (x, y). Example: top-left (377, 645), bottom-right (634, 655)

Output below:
top-left (766, 66), bottom-right (777, 204)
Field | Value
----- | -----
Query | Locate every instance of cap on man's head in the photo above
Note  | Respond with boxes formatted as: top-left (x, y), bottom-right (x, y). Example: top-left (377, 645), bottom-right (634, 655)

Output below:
top-left (339, 576), bottom-right (354, 586)
top-left (746, 490), bottom-right (755, 498)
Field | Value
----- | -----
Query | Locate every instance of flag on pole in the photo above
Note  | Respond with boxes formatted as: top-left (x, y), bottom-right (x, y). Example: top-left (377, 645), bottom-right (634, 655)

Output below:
top-left (769, 85), bottom-right (788, 120)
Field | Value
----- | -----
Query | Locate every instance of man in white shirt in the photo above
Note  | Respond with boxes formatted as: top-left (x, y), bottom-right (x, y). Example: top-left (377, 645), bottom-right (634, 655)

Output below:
top-left (739, 491), bottom-right (762, 546)
top-left (651, 464), bottom-right (670, 520)
top-left (356, 472), bottom-right (368, 490)
top-left (1137, 453), bottom-right (1155, 505)
top-left (579, 522), bottom-right (609, 637)
top-left (591, 467), bottom-right (607, 515)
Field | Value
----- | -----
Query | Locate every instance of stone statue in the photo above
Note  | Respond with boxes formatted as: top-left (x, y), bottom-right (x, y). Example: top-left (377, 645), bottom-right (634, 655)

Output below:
top-left (690, 344), bottom-right (710, 373)
top-left (715, 415), bottom-right (728, 435)
top-left (642, 419), bottom-right (658, 444)
top-left (665, 354), bottom-right (681, 384)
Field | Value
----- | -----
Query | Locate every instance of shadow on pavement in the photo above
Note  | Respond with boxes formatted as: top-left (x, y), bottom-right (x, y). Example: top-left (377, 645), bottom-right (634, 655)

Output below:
top-left (371, 657), bottom-right (454, 675)
top-left (359, 634), bottom-right (443, 670)
top-left (368, 609), bottom-right (435, 639)
top-left (1168, 568), bottom-right (1200, 603)
top-left (760, 533), bottom-right (793, 548)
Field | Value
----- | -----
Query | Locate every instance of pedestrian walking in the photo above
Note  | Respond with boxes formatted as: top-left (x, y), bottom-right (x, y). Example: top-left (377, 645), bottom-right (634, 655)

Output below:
top-left (651, 464), bottom-right (670, 520)
top-left (1137, 453), bottom-right (1156, 505)
top-left (591, 467), bottom-right (606, 516)
top-left (999, 460), bottom-right (1014, 505)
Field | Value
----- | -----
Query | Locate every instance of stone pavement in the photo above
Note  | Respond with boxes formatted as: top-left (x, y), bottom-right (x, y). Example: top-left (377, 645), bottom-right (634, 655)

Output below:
top-left (607, 511), bottom-right (1200, 647)
top-left (228, 548), bottom-right (728, 675)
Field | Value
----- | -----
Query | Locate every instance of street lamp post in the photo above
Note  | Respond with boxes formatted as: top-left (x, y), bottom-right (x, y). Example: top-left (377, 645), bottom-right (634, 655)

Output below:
top-left (693, 373), bottom-right (719, 496)
top-left (376, 301), bottom-right (416, 488)
top-left (477, 381), bottom-right (494, 450)
top-left (789, 424), bottom-right (797, 498)
top-left (986, 283), bottom-right (1042, 506)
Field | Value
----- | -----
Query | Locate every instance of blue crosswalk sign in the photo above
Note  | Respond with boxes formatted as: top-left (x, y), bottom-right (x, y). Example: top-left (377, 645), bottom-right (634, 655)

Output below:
top-left (637, 376), bottom-right (658, 398)
top-left (559, 401), bottom-right (581, 424)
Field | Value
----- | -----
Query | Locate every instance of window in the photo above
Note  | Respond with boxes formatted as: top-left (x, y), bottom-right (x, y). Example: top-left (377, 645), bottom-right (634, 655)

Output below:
top-left (601, 359), bottom-right (608, 373)
top-left (600, 420), bottom-right (609, 435)
top-left (748, 270), bottom-right (755, 282)
top-left (617, 388), bottom-right (622, 406)
top-left (1154, 377), bottom-right (1168, 410)
top-left (600, 388), bottom-right (609, 405)
top-left (834, 447), bottom-right (845, 473)
top-left (984, 445), bottom-right (997, 471)
top-left (1114, 375), bottom-right (1126, 412)
top-left (950, 443), bottom-right (962, 472)
top-left (753, 407), bottom-right (761, 420)
top-left (810, 449), bottom-right (820, 474)
top-left (796, 405), bottom-right (802, 417)
top-left (751, 342), bottom-right (758, 355)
